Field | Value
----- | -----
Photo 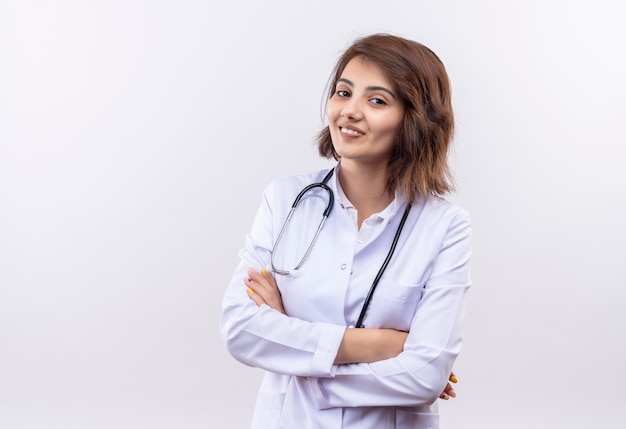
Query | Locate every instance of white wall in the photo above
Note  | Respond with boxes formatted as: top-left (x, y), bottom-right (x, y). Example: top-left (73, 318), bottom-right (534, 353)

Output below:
top-left (1, 1), bottom-right (624, 428)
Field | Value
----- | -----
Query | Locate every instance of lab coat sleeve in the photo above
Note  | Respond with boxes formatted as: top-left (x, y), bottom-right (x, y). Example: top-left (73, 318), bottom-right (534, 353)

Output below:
top-left (220, 180), bottom-right (346, 377)
top-left (308, 209), bottom-right (472, 408)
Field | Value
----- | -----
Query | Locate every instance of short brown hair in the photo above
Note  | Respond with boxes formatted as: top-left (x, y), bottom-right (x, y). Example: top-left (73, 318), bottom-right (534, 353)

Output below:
top-left (317, 33), bottom-right (455, 201)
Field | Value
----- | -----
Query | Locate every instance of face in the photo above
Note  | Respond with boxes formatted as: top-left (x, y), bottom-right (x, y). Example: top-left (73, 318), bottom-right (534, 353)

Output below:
top-left (327, 57), bottom-right (404, 169)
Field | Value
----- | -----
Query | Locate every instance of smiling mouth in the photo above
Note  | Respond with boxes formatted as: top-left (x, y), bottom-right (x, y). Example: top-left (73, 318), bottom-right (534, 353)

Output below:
top-left (340, 127), bottom-right (363, 136)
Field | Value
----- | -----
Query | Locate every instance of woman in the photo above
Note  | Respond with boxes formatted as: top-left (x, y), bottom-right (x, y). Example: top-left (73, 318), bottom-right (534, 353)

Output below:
top-left (221, 33), bottom-right (471, 429)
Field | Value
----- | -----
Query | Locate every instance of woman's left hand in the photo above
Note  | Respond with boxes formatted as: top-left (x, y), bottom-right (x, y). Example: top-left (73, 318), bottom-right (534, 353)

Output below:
top-left (439, 372), bottom-right (458, 400)
top-left (245, 267), bottom-right (286, 315)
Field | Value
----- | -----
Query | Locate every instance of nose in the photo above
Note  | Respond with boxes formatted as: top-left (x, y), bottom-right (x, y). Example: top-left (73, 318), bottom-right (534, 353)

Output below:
top-left (340, 97), bottom-right (363, 120)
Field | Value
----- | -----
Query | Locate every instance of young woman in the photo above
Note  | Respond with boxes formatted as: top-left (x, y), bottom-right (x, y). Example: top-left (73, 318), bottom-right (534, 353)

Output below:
top-left (221, 33), bottom-right (471, 429)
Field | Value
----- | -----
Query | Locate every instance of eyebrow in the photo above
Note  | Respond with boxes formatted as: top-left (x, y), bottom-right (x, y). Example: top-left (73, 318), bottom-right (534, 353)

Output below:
top-left (336, 78), bottom-right (397, 100)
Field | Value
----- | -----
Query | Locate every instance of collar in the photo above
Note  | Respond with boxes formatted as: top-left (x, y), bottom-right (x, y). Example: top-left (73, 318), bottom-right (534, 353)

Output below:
top-left (331, 162), bottom-right (405, 222)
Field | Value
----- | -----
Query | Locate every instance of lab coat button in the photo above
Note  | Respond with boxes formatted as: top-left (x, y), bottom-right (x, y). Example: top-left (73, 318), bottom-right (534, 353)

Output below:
top-left (340, 263), bottom-right (347, 270)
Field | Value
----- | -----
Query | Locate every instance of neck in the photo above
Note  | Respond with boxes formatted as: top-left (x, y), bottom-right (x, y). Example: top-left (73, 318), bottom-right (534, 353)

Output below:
top-left (338, 161), bottom-right (394, 227)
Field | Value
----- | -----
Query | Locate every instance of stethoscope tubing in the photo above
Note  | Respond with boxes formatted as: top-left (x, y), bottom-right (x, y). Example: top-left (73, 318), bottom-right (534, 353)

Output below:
top-left (270, 170), bottom-right (335, 276)
top-left (269, 166), bottom-right (412, 328)
top-left (354, 201), bottom-right (411, 328)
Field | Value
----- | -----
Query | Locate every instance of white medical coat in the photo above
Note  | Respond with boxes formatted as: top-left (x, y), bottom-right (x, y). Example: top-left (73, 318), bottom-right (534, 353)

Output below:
top-left (221, 166), bottom-right (472, 429)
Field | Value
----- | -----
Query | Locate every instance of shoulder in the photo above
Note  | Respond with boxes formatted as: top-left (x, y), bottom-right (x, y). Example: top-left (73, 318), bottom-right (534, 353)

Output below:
top-left (265, 168), bottom-right (334, 197)
top-left (412, 194), bottom-right (471, 232)
top-left (420, 194), bottom-right (469, 219)
top-left (261, 168), bottom-right (335, 208)
top-left (273, 168), bottom-right (333, 187)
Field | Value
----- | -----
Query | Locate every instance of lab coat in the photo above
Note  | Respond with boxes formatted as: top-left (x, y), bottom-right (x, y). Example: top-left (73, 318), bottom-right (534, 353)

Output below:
top-left (221, 165), bottom-right (472, 429)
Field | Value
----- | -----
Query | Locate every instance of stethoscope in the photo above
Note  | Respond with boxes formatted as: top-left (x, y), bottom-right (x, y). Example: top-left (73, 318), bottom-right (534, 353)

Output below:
top-left (270, 167), bottom-right (412, 328)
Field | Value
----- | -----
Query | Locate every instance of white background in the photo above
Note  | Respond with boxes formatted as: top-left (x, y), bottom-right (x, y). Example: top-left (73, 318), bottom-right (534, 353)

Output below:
top-left (1, 1), bottom-right (625, 428)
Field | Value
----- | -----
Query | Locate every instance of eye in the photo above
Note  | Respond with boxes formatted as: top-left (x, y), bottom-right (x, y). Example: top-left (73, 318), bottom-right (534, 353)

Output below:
top-left (370, 97), bottom-right (387, 106)
top-left (335, 89), bottom-right (350, 98)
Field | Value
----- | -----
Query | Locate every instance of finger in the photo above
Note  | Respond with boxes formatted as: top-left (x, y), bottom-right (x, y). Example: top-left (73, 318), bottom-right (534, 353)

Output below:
top-left (245, 284), bottom-right (267, 307)
top-left (246, 268), bottom-right (285, 313)
top-left (449, 372), bottom-right (458, 383)
top-left (247, 268), bottom-right (280, 300)
top-left (443, 382), bottom-right (457, 399)
top-left (439, 392), bottom-right (449, 400)
top-left (247, 267), bottom-right (276, 292)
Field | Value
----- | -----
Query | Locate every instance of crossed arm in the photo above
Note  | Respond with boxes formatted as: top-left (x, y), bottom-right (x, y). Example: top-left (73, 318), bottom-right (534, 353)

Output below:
top-left (245, 267), bottom-right (458, 400)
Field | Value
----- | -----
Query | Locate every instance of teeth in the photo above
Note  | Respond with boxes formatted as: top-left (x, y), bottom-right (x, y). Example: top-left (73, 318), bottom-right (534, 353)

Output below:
top-left (341, 127), bottom-right (362, 135)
